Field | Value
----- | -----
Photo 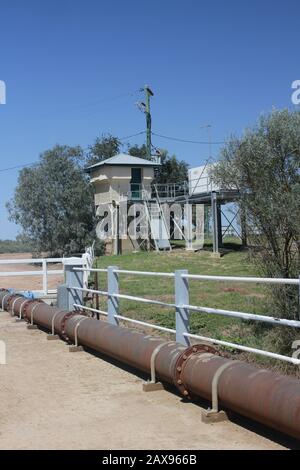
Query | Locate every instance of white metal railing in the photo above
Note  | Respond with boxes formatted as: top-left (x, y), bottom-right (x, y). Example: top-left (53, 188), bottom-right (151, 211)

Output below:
top-left (69, 267), bottom-right (300, 366)
top-left (0, 258), bottom-right (64, 296)
top-left (81, 243), bottom-right (95, 288)
top-left (73, 285), bottom-right (176, 308)
top-left (106, 176), bottom-right (237, 204)
top-left (182, 273), bottom-right (300, 285)
top-left (0, 245), bottom-right (96, 297)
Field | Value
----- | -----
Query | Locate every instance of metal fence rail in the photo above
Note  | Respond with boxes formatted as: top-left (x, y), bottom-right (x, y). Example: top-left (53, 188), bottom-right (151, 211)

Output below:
top-left (0, 258), bottom-right (64, 295)
top-left (183, 273), bottom-right (300, 285)
top-left (69, 266), bottom-right (300, 366)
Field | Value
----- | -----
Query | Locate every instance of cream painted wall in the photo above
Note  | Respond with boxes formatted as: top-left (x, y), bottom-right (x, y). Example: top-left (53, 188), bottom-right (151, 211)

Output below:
top-left (92, 165), bottom-right (154, 205)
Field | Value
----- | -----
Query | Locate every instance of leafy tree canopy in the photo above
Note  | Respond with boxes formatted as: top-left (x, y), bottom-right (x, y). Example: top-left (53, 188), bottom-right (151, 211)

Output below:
top-left (7, 145), bottom-right (95, 256)
top-left (128, 144), bottom-right (188, 184)
top-left (211, 108), bottom-right (300, 277)
top-left (88, 136), bottom-right (188, 184)
top-left (128, 143), bottom-right (148, 159)
top-left (87, 134), bottom-right (121, 166)
top-left (211, 109), bottom-right (300, 350)
top-left (154, 149), bottom-right (188, 184)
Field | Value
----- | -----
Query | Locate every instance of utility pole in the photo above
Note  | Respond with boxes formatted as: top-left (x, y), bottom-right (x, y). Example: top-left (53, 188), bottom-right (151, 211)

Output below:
top-left (199, 123), bottom-right (212, 161)
top-left (144, 85), bottom-right (154, 160)
top-left (199, 124), bottom-right (212, 241)
top-left (207, 124), bottom-right (212, 161)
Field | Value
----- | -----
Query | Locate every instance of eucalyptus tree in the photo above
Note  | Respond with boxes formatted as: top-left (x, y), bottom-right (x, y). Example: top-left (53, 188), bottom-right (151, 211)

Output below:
top-left (7, 145), bottom-right (95, 256)
top-left (211, 109), bottom-right (300, 356)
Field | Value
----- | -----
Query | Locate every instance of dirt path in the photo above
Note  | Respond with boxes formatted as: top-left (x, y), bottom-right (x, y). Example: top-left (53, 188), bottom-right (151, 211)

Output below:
top-left (0, 253), bottom-right (63, 292)
top-left (0, 311), bottom-right (286, 450)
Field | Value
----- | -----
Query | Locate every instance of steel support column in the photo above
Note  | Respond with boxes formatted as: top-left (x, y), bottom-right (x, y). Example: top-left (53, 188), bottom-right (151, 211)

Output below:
top-left (107, 266), bottom-right (119, 325)
top-left (175, 270), bottom-right (190, 346)
top-left (211, 192), bottom-right (222, 253)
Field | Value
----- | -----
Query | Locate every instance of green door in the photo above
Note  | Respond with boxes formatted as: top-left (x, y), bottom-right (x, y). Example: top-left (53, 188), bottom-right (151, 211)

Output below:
top-left (131, 168), bottom-right (142, 199)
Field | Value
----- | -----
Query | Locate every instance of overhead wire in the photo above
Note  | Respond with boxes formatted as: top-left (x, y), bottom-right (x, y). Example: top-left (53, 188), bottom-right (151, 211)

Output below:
top-left (0, 131), bottom-right (146, 173)
top-left (151, 131), bottom-right (225, 145)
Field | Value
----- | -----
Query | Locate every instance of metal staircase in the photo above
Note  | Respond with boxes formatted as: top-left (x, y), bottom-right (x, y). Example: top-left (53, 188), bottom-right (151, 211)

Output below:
top-left (142, 187), bottom-right (172, 251)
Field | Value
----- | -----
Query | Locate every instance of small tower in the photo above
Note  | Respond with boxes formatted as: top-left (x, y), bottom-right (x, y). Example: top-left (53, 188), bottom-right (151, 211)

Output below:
top-left (85, 153), bottom-right (161, 254)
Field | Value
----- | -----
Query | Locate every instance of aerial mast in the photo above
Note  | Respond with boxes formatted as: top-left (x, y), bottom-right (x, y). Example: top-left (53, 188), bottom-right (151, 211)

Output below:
top-left (144, 85), bottom-right (154, 160)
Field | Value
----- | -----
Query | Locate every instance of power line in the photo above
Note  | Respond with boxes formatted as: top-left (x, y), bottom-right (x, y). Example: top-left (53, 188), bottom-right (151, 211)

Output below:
top-left (33, 90), bottom-right (141, 121)
top-left (151, 131), bottom-right (225, 145)
top-left (119, 131), bottom-right (145, 141)
top-left (0, 131), bottom-right (146, 173)
top-left (0, 162), bottom-right (38, 173)
top-left (83, 131), bottom-right (146, 152)
top-left (2, 89), bottom-right (141, 132)
top-left (0, 130), bottom-right (225, 174)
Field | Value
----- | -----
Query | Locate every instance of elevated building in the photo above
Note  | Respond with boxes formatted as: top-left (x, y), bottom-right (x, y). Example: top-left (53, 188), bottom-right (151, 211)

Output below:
top-left (85, 155), bottom-right (242, 255)
top-left (85, 153), bottom-right (170, 254)
top-left (85, 153), bottom-right (157, 207)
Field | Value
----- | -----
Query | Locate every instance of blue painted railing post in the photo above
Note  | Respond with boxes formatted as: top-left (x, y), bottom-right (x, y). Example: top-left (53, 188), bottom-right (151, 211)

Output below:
top-left (60, 257), bottom-right (84, 311)
top-left (108, 266), bottom-right (119, 325)
top-left (175, 270), bottom-right (190, 346)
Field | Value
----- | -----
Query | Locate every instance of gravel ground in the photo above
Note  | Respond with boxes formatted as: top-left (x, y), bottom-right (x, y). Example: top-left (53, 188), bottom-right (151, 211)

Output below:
top-left (0, 252), bottom-right (63, 292)
top-left (0, 311), bottom-right (287, 450)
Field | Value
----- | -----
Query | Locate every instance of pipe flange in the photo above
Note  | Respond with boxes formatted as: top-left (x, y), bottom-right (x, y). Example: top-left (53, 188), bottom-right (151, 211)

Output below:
top-left (1, 293), bottom-right (14, 312)
top-left (23, 299), bottom-right (44, 322)
top-left (7, 294), bottom-right (34, 318)
top-left (174, 343), bottom-right (221, 399)
top-left (7, 295), bottom-right (25, 316)
top-left (18, 299), bottom-right (33, 319)
top-left (60, 311), bottom-right (87, 341)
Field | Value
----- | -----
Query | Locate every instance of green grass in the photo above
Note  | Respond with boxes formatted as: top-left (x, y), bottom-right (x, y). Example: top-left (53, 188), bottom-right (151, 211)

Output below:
top-left (90, 248), bottom-right (270, 349)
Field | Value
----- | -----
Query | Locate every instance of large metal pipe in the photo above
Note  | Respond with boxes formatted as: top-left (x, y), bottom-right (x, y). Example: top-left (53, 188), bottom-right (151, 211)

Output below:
top-left (1, 289), bottom-right (300, 441)
top-left (0, 289), bottom-right (15, 310)
top-left (179, 352), bottom-right (300, 440)
top-left (0, 292), bottom-right (68, 334)
top-left (64, 313), bottom-right (186, 383)
top-left (24, 300), bottom-right (68, 334)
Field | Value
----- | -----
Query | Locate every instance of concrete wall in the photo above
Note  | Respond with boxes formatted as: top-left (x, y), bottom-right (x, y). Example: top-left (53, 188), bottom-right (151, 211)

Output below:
top-left (92, 165), bottom-right (154, 205)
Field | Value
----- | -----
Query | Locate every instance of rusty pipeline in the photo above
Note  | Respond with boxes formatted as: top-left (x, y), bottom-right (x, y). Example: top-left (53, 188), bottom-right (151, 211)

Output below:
top-left (1, 288), bottom-right (300, 440)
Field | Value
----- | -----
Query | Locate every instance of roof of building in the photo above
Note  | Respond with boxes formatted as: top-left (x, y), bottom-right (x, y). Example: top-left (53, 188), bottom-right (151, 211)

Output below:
top-left (85, 153), bottom-right (161, 172)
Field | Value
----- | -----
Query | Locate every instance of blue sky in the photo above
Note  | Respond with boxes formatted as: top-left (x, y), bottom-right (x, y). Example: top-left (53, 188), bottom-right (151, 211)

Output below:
top-left (0, 0), bottom-right (299, 238)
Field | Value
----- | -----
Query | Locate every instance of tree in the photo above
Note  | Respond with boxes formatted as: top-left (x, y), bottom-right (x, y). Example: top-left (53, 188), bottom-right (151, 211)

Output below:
top-left (129, 144), bottom-right (188, 184)
top-left (7, 145), bottom-right (95, 256)
top-left (211, 109), bottom-right (300, 357)
top-left (153, 149), bottom-right (188, 184)
top-left (87, 134), bottom-right (120, 166)
top-left (128, 143), bottom-right (148, 159)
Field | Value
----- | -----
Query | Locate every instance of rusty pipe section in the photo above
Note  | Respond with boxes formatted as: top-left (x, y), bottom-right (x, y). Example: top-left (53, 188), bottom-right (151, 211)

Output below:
top-left (64, 313), bottom-right (186, 383)
top-left (180, 353), bottom-right (300, 440)
top-left (0, 290), bottom-right (71, 336)
top-left (1, 289), bottom-right (300, 440)
top-left (0, 289), bottom-right (15, 311)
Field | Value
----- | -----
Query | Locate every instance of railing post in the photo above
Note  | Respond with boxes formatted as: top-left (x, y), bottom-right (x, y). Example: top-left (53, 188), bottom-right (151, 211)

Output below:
top-left (60, 258), bottom-right (84, 311)
top-left (94, 271), bottom-right (100, 320)
top-left (42, 259), bottom-right (47, 295)
top-left (175, 270), bottom-right (190, 346)
top-left (108, 266), bottom-right (119, 325)
top-left (211, 191), bottom-right (218, 253)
